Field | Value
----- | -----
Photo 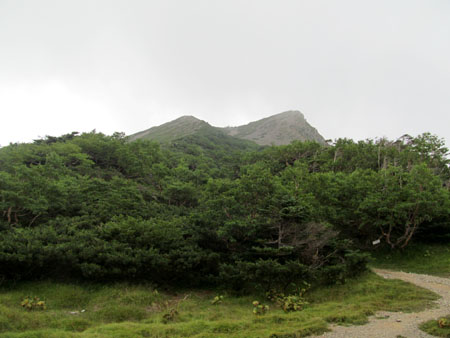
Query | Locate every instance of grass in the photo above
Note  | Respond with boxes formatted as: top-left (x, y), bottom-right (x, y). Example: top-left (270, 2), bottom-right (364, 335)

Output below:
top-left (0, 271), bottom-right (439, 338)
top-left (420, 316), bottom-right (450, 337)
top-left (370, 243), bottom-right (450, 277)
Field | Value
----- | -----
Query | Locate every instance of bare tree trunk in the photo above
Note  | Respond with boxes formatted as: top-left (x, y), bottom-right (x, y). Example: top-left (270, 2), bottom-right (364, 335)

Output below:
top-left (400, 222), bottom-right (418, 249)
top-left (378, 145), bottom-right (381, 170)
top-left (383, 156), bottom-right (388, 170)
top-left (28, 213), bottom-right (41, 227)
top-left (380, 223), bottom-right (395, 249)
top-left (7, 207), bottom-right (12, 223)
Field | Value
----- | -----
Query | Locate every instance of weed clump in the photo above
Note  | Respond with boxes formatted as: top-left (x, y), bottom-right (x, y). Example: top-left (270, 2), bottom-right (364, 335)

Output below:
top-left (266, 282), bottom-right (310, 312)
top-left (21, 297), bottom-right (46, 311)
top-left (420, 315), bottom-right (450, 337)
top-left (252, 301), bottom-right (269, 315)
top-left (162, 308), bottom-right (178, 323)
top-left (211, 295), bottom-right (224, 305)
top-left (438, 317), bottom-right (450, 328)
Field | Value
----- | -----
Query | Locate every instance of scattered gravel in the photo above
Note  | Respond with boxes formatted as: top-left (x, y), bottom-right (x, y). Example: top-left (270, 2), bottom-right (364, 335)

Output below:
top-left (311, 269), bottom-right (450, 338)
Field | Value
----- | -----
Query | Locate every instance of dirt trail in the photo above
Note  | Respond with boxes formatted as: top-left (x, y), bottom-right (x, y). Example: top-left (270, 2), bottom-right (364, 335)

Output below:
top-left (313, 269), bottom-right (450, 338)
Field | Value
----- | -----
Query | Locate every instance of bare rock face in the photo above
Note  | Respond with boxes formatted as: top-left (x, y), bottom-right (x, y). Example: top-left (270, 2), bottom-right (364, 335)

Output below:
top-left (129, 111), bottom-right (326, 146)
top-left (222, 110), bottom-right (326, 146)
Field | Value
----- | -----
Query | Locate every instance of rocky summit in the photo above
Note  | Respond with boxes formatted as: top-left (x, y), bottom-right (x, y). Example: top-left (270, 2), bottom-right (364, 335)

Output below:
top-left (129, 110), bottom-right (326, 146)
top-left (222, 110), bottom-right (326, 146)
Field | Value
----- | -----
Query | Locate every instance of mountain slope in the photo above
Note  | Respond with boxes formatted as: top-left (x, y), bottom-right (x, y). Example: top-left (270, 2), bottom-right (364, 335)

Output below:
top-left (168, 126), bottom-right (262, 175)
top-left (223, 110), bottom-right (326, 146)
top-left (127, 116), bottom-right (210, 143)
top-left (129, 110), bottom-right (326, 146)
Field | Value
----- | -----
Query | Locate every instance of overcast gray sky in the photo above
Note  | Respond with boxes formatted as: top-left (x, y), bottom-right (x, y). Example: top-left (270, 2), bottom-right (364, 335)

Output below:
top-left (1, 0), bottom-right (449, 147)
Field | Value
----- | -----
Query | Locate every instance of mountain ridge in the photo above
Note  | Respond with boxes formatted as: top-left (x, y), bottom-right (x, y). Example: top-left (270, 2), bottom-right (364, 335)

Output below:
top-left (129, 110), bottom-right (326, 146)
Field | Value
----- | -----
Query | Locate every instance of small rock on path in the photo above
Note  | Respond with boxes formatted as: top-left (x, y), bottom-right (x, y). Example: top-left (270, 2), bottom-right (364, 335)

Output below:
top-left (312, 269), bottom-right (450, 338)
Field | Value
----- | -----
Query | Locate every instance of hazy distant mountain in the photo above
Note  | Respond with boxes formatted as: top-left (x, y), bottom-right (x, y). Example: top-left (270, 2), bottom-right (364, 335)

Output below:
top-left (129, 111), bottom-right (326, 146)
top-left (223, 111), bottom-right (326, 146)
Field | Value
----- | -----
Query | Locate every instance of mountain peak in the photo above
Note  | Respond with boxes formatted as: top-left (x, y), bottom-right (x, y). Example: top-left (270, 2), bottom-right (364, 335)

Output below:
top-left (275, 110), bottom-right (305, 118)
top-left (128, 115), bottom-right (210, 142)
top-left (223, 110), bottom-right (325, 145)
top-left (174, 115), bottom-right (203, 122)
top-left (129, 111), bottom-right (326, 146)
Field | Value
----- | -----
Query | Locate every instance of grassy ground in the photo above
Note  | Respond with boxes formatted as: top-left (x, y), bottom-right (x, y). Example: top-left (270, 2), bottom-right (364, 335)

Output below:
top-left (0, 271), bottom-right (439, 338)
top-left (420, 316), bottom-right (450, 338)
top-left (370, 243), bottom-right (450, 277)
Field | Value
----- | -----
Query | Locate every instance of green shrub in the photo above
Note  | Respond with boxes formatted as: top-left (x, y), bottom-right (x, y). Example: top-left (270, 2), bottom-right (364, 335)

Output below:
top-left (266, 282), bottom-right (310, 312)
top-left (211, 295), bottom-right (224, 305)
top-left (21, 297), bottom-right (46, 311)
top-left (279, 295), bottom-right (308, 312)
top-left (438, 317), bottom-right (450, 328)
top-left (252, 301), bottom-right (269, 315)
top-left (162, 308), bottom-right (179, 323)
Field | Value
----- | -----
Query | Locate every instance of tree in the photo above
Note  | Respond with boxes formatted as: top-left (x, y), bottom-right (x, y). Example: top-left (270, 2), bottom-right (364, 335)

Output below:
top-left (359, 164), bottom-right (449, 248)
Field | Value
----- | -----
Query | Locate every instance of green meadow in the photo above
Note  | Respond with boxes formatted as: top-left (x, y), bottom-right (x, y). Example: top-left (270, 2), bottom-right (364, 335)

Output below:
top-left (0, 271), bottom-right (439, 338)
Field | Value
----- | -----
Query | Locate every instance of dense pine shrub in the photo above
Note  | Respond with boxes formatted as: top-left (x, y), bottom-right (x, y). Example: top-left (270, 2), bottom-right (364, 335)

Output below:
top-left (0, 131), bottom-right (448, 289)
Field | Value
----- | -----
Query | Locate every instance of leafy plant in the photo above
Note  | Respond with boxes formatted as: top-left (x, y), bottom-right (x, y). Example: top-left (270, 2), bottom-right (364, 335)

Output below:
top-left (21, 297), bottom-right (46, 311)
top-left (252, 301), bottom-right (269, 315)
top-left (162, 308), bottom-right (178, 323)
top-left (279, 295), bottom-right (308, 312)
top-left (211, 295), bottom-right (224, 305)
top-left (161, 294), bottom-right (190, 323)
top-left (266, 282), bottom-right (310, 312)
top-left (438, 317), bottom-right (450, 328)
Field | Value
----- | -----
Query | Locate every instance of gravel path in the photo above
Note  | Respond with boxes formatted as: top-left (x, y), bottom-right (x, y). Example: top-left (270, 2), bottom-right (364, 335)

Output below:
top-left (312, 269), bottom-right (450, 338)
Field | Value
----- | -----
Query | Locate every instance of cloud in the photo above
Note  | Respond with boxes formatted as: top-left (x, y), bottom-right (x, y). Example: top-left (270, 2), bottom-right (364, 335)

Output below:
top-left (0, 81), bottom-right (115, 145)
top-left (1, 0), bottom-right (449, 146)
